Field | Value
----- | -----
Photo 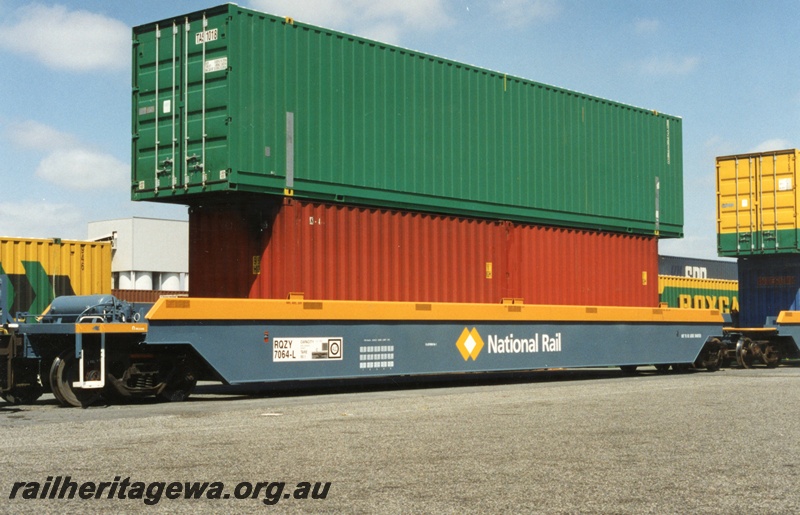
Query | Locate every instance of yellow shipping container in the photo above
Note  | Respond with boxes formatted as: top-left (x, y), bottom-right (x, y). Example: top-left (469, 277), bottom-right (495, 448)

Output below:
top-left (0, 237), bottom-right (111, 318)
top-left (717, 149), bottom-right (800, 256)
top-left (658, 275), bottom-right (739, 313)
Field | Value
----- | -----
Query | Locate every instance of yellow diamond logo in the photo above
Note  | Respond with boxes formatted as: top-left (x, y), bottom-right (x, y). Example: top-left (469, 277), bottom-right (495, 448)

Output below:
top-left (456, 327), bottom-right (484, 361)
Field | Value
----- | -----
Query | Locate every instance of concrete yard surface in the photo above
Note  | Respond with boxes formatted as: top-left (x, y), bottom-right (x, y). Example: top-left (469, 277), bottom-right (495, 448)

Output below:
top-left (1, 367), bottom-right (799, 514)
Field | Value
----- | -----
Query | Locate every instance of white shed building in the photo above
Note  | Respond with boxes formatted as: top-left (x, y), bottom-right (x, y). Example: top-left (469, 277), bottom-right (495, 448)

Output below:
top-left (88, 218), bottom-right (188, 291)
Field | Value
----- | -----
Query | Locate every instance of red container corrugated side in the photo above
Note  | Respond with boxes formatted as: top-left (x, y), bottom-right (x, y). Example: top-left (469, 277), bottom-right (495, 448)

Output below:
top-left (506, 225), bottom-right (657, 307)
top-left (189, 197), bottom-right (658, 307)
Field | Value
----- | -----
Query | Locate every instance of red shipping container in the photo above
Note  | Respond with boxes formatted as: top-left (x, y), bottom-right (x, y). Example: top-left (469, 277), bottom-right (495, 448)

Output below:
top-left (506, 225), bottom-right (657, 307)
top-left (189, 197), bottom-right (657, 307)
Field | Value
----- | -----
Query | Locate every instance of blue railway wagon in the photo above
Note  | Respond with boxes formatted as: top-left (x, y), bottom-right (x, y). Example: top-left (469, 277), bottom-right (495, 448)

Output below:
top-left (7, 296), bottom-right (724, 406)
top-left (142, 298), bottom-right (723, 385)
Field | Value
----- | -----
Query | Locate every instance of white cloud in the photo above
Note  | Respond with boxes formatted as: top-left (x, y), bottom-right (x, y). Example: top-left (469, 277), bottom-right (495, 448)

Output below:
top-left (361, 0), bottom-right (451, 30)
top-left (751, 139), bottom-right (792, 153)
top-left (7, 120), bottom-right (80, 151)
top-left (359, 23), bottom-right (403, 46)
top-left (248, 0), bottom-right (452, 43)
top-left (36, 149), bottom-right (127, 190)
top-left (0, 201), bottom-right (83, 240)
top-left (0, 4), bottom-right (128, 72)
top-left (249, 0), bottom-right (348, 28)
top-left (491, 0), bottom-right (561, 28)
top-left (5, 120), bottom-right (127, 191)
top-left (639, 55), bottom-right (700, 76)
top-left (703, 135), bottom-right (735, 160)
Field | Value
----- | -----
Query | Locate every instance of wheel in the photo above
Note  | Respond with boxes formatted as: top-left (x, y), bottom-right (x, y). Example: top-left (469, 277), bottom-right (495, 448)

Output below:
top-left (695, 338), bottom-right (723, 372)
top-left (0, 385), bottom-right (43, 405)
top-left (672, 363), bottom-right (691, 373)
top-left (620, 365), bottom-right (638, 374)
top-left (705, 349), bottom-right (724, 372)
top-left (654, 364), bottom-right (671, 374)
top-left (735, 338), bottom-right (755, 368)
top-left (157, 360), bottom-right (197, 402)
top-left (762, 344), bottom-right (781, 368)
top-left (49, 350), bottom-right (102, 408)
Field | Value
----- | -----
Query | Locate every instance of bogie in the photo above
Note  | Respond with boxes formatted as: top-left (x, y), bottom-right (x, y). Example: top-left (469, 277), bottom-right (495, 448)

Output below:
top-left (49, 350), bottom-right (102, 408)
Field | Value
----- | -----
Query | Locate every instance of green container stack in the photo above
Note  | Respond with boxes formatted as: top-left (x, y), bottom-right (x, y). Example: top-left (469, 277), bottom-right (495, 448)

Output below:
top-left (132, 3), bottom-right (683, 237)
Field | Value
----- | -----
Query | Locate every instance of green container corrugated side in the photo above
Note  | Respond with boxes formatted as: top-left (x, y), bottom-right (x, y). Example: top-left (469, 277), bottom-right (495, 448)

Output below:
top-left (132, 3), bottom-right (683, 237)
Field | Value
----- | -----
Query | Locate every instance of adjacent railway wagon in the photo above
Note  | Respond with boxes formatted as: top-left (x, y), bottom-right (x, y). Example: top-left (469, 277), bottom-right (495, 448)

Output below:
top-left (0, 238), bottom-right (111, 403)
top-left (0, 238), bottom-right (111, 323)
top-left (713, 149), bottom-right (800, 367)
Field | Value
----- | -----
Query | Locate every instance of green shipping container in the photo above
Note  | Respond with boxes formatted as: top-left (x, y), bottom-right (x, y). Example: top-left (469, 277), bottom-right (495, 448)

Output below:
top-left (132, 3), bottom-right (683, 237)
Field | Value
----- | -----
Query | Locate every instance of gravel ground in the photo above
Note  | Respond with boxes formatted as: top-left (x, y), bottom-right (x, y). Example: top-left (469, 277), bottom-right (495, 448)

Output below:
top-left (1, 366), bottom-right (799, 514)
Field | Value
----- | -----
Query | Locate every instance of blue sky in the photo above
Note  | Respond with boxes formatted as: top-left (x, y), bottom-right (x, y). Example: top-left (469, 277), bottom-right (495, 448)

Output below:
top-left (1, 1), bottom-right (798, 260)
